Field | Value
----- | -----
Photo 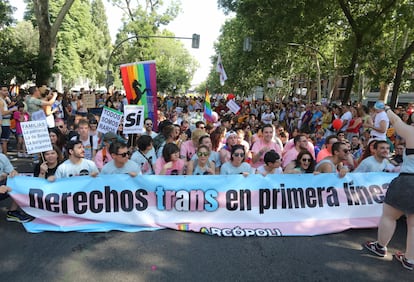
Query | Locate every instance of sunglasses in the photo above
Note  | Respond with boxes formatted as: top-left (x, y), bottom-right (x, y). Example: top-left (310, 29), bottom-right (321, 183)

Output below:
top-left (145, 123), bottom-right (153, 126)
top-left (58, 125), bottom-right (64, 128)
top-left (342, 149), bottom-right (349, 153)
top-left (116, 152), bottom-right (131, 157)
top-left (197, 152), bottom-right (209, 157)
top-left (301, 158), bottom-right (311, 162)
top-left (233, 153), bottom-right (245, 158)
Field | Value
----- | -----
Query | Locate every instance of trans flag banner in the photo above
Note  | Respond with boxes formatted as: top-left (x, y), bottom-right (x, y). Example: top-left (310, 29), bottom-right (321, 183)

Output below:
top-left (8, 172), bottom-right (396, 235)
top-left (120, 60), bottom-right (158, 128)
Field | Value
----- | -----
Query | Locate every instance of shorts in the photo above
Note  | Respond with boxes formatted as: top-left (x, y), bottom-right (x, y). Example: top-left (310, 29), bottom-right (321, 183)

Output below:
top-left (384, 174), bottom-right (414, 214)
top-left (1, 125), bottom-right (10, 141)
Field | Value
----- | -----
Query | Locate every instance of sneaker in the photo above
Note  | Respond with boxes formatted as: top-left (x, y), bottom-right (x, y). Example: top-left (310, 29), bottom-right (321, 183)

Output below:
top-left (6, 210), bottom-right (34, 223)
top-left (394, 251), bottom-right (414, 270)
top-left (364, 241), bottom-right (387, 257)
top-left (17, 152), bottom-right (24, 158)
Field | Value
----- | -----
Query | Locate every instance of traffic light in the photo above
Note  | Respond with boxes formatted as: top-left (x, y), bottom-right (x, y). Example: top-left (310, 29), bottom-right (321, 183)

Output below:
top-left (192, 34), bottom-right (200, 49)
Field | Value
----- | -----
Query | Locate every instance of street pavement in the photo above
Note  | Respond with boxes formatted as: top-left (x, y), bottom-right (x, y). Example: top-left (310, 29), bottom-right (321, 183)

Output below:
top-left (1, 137), bottom-right (413, 281)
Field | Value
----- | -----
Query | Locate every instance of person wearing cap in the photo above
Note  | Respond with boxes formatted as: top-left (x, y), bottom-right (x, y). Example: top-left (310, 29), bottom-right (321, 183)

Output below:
top-left (219, 130), bottom-right (238, 164)
top-left (94, 132), bottom-right (116, 171)
top-left (364, 101), bottom-right (389, 141)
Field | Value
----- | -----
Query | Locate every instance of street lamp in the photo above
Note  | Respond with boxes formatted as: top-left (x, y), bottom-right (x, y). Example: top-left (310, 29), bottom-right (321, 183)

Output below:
top-left (106, 34), bottom-right (200, 89)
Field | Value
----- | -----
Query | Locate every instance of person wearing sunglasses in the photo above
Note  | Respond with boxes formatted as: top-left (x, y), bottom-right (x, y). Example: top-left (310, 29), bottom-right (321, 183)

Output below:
top-left (284, 150), bottom-right (316, 174)
top-left (186, 145), bottom-right (215, 175)
top-left (220, 145), bottom-right (253, 176)
top-left (154, 143), bottom-right (184, 175)
top-left (142, 118), bottom-right (158, 139)
top-left (315, 142), bottom-right (350, 178)
top-left (101, 142), bottom-right (140, 177)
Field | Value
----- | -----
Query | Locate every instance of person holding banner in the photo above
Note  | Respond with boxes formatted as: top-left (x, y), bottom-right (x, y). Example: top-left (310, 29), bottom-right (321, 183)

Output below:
top-left (364, 106), bottom-right (414, 271)
top-left (186, 145), bottom-right (215, 175)
top-left (315, 142), bottom-right (350, 178)
top-left (154, 143), bottom-right (184, 175)
top-left (220, 145), bottom-right (254, 176)
top-left (101, 142), bottom-right (140, 177)
top-left (51, 140), bottom-right (99, 180)
top-left (34, 145), bottom-right (64, 179)
top-left (131, 135), bottom-right (156, 175)
top-left (0, 153), bottom-right (33, 222)
top-left (255, 150), bottom-right (283, 176)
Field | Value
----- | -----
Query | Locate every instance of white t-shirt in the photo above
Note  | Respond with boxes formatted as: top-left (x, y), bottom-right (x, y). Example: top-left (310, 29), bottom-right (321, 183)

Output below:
top-left (354, 156), bottom-right (394, 172)
top-left (341, 110), bottom-right (352, 131)
top-left (371, 111), bottom-right (389, 140)
top-left (55, 158), bottom-right (99, 179)
top-left (101, 160), bottom-right (141, 175)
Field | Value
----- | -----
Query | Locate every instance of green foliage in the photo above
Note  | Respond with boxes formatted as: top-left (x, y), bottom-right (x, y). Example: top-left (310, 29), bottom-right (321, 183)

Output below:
top-left (0, 22), bottom-right (38, 85)
top-left (0, 0), bottom-right (15, 27)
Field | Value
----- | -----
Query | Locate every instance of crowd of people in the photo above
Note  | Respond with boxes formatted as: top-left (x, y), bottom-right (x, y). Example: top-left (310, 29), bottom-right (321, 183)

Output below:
top-left (1, 84), bottom-right (414, 270)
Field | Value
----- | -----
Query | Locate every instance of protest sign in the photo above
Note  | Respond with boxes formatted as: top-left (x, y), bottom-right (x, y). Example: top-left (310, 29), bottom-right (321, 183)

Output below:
top-left (123, 105), bottom-right (145, 134)
top-left (21, 120), bottom-right (52, 154)
top-left (9, 172), bottom-right (395, 235)
top-left (82, 93), bottom-right (96, 109)
top-left (226, 99), bottom-right (241, 114)
top-left (97, 107), bottom-right (123, 134)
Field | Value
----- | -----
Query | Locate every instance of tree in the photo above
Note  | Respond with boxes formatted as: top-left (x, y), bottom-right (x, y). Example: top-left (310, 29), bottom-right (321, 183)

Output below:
top-left (31, 0), bottom-right (75, 85)
top-left (0, 21), bottom-right (38, 85)
top-left (108, 0), bottom-right (197, 94)
top-left (0, 0), bottom-right (14, 28)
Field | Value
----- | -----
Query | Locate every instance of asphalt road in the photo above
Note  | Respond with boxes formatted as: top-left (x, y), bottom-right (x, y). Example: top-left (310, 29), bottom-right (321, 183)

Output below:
top-left (1, 138), bottom-right (413, 281)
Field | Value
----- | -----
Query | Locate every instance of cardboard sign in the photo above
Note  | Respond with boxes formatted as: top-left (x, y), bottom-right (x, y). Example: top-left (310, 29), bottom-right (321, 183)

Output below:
top-left (82, 93), bottom-right (96, 109)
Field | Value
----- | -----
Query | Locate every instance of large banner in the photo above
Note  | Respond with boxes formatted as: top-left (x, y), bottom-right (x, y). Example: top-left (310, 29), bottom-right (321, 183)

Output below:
top-left (119, 60), bottom-right (158, 130)
top-left (8, 173), bottom-right (396, 235)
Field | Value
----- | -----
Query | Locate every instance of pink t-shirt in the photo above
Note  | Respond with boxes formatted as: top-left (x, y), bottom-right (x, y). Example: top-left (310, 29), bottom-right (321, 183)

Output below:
top-left (154, 157), bottom-right (185, 175)
top-left (282, 139), bottom-right (315, 168)
top-left (251, 139), bottom-right (282, 168)
top-left (13, 111), bottom-right (29, 135)
top-left (180, 140), bottom-right (196, 161)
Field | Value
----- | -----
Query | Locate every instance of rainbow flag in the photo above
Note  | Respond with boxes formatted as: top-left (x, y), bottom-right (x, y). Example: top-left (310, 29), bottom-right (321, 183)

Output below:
top-left (119, 60), bottom-right (158, 129)
top-left (203, 88), bottom-right (213, 122)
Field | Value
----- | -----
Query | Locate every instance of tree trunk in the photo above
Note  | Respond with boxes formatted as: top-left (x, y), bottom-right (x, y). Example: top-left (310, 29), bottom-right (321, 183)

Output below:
top-left (390, 39), bottom-right (414, 108)
top-left (33, 0), bottom-right (75, 86)
top-left (378, 82), bottom-right (391, 102)
top-left (342, 41), bottom-right (359, 104)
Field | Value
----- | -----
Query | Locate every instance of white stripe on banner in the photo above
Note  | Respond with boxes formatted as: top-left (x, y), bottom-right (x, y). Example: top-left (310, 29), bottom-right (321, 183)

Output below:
top-left (7, 172), bottom-right (395, 235)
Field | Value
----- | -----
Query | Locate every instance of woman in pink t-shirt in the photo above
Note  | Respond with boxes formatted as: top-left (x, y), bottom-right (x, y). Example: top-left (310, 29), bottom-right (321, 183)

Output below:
top-left (155, 143), bottom-right (185, 175)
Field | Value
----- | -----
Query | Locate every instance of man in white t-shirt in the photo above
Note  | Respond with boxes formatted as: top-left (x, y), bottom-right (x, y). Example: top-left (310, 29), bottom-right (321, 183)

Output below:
top-left (52, 140), bottom-right (99, 179)
top-left (364, 101), bottom-right (389, 141)
top-left (354, 140), bottom-right (395, 172)
top-left (339, 104), bottom-right (352, 132)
